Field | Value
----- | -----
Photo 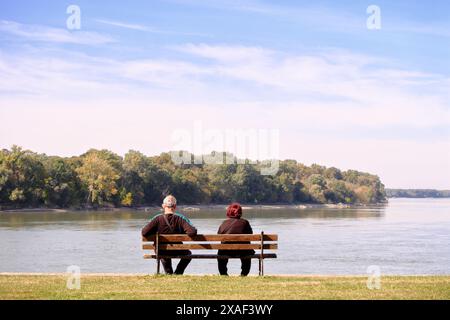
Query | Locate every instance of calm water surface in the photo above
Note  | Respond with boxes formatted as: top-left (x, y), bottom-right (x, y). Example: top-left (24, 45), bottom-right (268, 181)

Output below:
top-left (0, 198), bottom-right (449, 275)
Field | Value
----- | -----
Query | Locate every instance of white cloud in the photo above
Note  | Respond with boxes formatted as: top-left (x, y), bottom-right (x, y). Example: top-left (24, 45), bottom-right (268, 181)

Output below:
top-left (1, 44), bottom-right (449, 129)
top-left (0, 43), bottom-right (449, 188)
top-left (172, 1), bottom-right (450, 38)
top-left (95, 19), bottom-right (151, 31)
top-left (175, 44), bottom-right (450, 123)
top-left (0, 20), bottom-right (114, 45)
top-left (95, 19), bottom-right (211, 37)
top-left (177, 43), bottom-right (272, 62)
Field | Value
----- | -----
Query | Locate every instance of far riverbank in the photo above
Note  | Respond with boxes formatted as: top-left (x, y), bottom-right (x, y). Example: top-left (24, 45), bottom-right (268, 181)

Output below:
top-left (0, 202), bottom-right (387, 213)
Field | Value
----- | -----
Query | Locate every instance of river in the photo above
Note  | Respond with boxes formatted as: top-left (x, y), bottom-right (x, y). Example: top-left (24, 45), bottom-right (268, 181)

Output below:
top-left (0, 198), bottom-right (449, 275)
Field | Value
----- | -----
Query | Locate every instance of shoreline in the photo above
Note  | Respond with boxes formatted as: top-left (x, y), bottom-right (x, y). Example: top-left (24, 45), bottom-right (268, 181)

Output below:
top-left (1, 272), bottom-right (447, 277)
top-left (0, 202), bottom-right (387, 213)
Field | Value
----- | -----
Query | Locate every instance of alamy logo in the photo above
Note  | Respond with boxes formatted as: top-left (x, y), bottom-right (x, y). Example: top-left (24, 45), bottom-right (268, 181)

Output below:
top-left (66, 265), bottom-right (81, 290)
top-left (367, 5), bottom-right (381, 30)
top-left (170, 121), bottom-right (280, 176)
top-left (66, 5), bottom-right (81, 30)
top-left (366, 265), bottom-right (381, 290)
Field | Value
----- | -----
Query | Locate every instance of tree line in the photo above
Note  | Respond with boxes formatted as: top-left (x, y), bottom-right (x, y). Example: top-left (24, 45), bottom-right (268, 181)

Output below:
top-left (0, 146), bottom-right (386, 209)
top-left (386, 189), bottom-right (450, 198)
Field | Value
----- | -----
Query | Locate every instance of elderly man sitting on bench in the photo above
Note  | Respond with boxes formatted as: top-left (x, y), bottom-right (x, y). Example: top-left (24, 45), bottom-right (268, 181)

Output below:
top-left (141, 195), bottom-right (197, 275)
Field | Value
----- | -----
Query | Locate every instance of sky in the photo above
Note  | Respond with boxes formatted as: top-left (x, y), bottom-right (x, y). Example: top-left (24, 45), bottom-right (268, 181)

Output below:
top-left (0, 0), bottom-right (449, 189)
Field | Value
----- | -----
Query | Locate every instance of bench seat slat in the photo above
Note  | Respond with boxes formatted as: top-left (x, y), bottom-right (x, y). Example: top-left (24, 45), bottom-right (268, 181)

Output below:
top-left (143, 234), bottom-right (278, 242)
top-left (143, 254), bottom-right (277, 259)
top-left (143, 243), bottom-right (277, 250)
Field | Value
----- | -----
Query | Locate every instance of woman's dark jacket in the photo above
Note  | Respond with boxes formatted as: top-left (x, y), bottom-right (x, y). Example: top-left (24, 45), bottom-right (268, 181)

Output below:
top-left (217, 218), bottom-right (255, 256)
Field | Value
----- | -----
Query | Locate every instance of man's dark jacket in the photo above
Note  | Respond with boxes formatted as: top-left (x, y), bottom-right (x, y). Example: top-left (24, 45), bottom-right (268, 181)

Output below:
top-left (142, 213), bottom-right (197, 256)
top-left (142, 213), bottom-right (197, 237)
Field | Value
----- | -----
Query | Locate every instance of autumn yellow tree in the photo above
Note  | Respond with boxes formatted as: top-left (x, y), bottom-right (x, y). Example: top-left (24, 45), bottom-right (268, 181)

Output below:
top-left (76, 153), bottom-right (120, 207)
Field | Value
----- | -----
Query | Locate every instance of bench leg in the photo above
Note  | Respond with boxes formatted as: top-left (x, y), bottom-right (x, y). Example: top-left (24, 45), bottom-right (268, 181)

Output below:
top-left (258, 258), bottom-right (261, 276)
top-left (259, 231), bottom-right (264, 276)
top-left (157, 258), bottom-right (161, 275)
top-left (261, 258), bottom-right (264, 276)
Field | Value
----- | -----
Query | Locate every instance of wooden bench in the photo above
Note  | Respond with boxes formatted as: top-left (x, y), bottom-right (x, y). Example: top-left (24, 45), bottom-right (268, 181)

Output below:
top-left (142, 232), bottom-right (278, 276)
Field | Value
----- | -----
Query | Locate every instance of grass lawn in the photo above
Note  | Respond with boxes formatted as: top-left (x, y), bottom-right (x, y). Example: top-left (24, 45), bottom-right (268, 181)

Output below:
top-left (0, 274), bottom-right (449, 300)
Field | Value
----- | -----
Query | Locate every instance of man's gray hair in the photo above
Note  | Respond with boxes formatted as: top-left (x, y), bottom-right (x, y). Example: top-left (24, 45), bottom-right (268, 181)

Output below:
top-left (163, 195), bottom-right (177, 208)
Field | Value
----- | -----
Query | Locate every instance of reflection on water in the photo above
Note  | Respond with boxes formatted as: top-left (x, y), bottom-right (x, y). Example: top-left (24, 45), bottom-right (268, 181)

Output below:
top-left (0, 206), bottom-right (386, 229)
top-left (0, 199), bottom-right (449, 275)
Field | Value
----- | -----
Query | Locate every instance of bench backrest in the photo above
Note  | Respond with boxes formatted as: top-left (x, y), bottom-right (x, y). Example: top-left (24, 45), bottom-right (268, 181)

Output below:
top-left (142, 233), bottom-right (278, 251)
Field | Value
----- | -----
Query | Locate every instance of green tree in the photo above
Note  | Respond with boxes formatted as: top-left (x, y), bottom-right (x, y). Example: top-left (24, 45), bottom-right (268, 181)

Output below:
top-left (0, 146), bottom-right (387, 208)
top-left (231, 163), bottom-right (270, 203)
top-left (324, 167), bottom-right (343, 180)
top-left (122, 150), bottom-right (150, 205)
top-left (306, 174), bottom-right (327, 203)
top-left (0, 146), bottom-right (46, 207)
top-left (206, 163), bottom-right (237, 203)
top-left (326, 180), bottom-right (355, 203)
top-left (171, 167), bottom-right (207, 204)
top-left (42, 157), bottom-right (82, 207)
